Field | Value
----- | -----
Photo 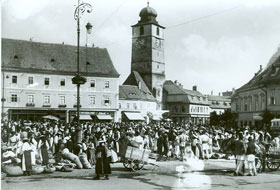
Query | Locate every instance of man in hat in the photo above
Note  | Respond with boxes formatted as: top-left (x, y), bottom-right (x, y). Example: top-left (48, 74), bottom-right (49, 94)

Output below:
top-left (94, 139), bottom-right (111, 180)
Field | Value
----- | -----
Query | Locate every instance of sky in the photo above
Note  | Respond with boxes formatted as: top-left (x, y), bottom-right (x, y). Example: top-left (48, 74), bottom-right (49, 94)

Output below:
top-left (2, 0), bottom-right (280, 95)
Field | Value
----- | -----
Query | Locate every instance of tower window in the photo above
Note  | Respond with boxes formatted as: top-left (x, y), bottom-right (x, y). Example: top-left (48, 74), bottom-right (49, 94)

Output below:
top-left (140, 26), bottom-right (144, 35)
top-left (156, 27), bottom-right (160, 35)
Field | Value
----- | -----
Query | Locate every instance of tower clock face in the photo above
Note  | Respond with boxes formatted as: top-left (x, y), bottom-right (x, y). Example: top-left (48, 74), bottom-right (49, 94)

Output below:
top-left (154, 39), bottom-right (161, 49)
top-left (135, 39), bottom-right (145, 49)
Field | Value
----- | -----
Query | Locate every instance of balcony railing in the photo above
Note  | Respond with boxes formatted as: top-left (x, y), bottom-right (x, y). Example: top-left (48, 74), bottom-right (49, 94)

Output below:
top-left (43, 104), bottom-right (51, 107)
top-left (58, 104), bottom-right (67, 108)
top-left (26, 103), bottom-right (35, 107)
top-left (73, 104), bottom-right (82, 108)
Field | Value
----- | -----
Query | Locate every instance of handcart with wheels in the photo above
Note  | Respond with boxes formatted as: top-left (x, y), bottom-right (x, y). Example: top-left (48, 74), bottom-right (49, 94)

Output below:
top-left (122, 146), bottom-right (151, 171)
top-left (266, 147), bottom-right (280, 171)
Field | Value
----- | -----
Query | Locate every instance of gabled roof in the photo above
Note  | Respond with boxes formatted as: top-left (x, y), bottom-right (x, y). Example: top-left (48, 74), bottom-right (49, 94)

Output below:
top-left (123, 71), bottom-right (151, 93)
top-left (1, 38), bottom-right (120, 77)
top-left (237, 48), bottom-right (280, 92)
top-left (119, 85), bottom-right (156, 101)
top-left (164, 80), bottom-right (209, 105)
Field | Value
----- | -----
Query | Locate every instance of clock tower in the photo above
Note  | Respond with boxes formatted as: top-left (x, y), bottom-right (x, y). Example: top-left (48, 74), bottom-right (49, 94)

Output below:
top-left (131, 3), bottom-right (165, 109)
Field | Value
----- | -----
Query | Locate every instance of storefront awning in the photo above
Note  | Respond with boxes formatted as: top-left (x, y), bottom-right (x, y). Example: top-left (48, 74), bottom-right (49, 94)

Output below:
top-left (96, 114), bottom-right (113, 120)
top-left (124, 112), bottom-right (145, 121)
top-left (79, 115), bottom-right (92, 120)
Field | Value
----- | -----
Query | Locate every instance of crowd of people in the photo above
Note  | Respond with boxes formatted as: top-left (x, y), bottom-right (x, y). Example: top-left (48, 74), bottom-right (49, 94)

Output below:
top-left (1, 119), bottom-right (280, 178)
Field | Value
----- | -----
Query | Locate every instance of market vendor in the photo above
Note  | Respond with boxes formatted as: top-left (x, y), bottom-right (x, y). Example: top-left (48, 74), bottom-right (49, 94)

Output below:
top-left (94, 139), bottom-right (111, 180)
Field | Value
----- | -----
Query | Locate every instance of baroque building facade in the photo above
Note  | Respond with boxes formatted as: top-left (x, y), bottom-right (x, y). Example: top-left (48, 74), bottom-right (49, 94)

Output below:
top-left (1, 38), bottom-right (120, 122)
top-left (231, 48), bottom-right (280, 128)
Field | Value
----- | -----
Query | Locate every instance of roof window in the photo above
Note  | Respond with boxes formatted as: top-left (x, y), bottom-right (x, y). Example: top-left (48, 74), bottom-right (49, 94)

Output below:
top-left (50, 58), bottom-right (55, 62)
top-left (14, 55), bottom-right (18, 59)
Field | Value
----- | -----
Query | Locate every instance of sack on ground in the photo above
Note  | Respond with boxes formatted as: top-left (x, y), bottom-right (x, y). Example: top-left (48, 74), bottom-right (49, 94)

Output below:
top-left (2, 165), bottom-right (23, 176)
top-left (32, 165), bottom-right (44, 174)
top-left (62, 151), bottom-right (83, 169)
top-left (44, 164), bottom-right (56, 173)
top-left (79, 153), bottom-right (92, 169)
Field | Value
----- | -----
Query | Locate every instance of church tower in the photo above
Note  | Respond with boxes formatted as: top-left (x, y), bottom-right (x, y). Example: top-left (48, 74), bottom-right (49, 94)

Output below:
top-left (131, 3), bottom-right (165, 109)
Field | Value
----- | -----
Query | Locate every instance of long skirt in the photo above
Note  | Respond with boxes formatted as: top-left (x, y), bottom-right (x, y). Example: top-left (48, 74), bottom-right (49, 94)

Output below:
top-left (95, 157), bottom-right (111, 175)
top-left (22, 150), bottom-right (32, 172)
top-left (41, 147), bottom-right (49, 165)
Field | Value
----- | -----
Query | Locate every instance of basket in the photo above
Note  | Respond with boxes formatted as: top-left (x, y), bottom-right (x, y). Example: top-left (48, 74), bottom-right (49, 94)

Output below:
top-left (61, 165), bottom-right (74, 172)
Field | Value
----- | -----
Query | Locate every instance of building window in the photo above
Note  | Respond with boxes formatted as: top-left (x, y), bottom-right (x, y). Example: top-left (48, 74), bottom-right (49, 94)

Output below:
top-left (60, 79), bottom-right (65, 86)
top-left (12, 76), bottom-right (17, 84)
top-left (104, 97), bottom-right (110, 106)
top-left (133, 103), bottom-right (137, 109)
top-left (119, 103), bottom-right (121, 109)
top-left (127, 103), bottom-right (130, 109)
top-left (90, 80), bottom-right (95, 88)
top-left (44, 77), bottom-right (50, 85)
top-left (156, 27), bottom-right (160, 35)
top-left (105, 81), bottom-right (109, 88)
top-left (59, 96), bottom-right (65, 105)
top-left (11, 94), bottom-right (18, 102)
top-left (182, 106), bottom-right (185, 112)
top-left (270, 96), bottom-right (276, 105)
top-left (140, 26), bottom-right (144, 35)
top-left (89, 96), bottom-right (95, 105)
top-left (27, 95), bottom-right (34, 103)
top-left (44, 96), bottom-right (50, 104)
top-left (28, 76), bottom-right (33, 85)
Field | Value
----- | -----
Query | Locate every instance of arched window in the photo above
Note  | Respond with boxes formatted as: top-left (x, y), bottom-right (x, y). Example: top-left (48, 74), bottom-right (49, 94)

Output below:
top-left (248, 96), bottom-right (252, 111)
top-left (140, 26), bottom-right (144, 35)
top-left (270, 96), bottom-right (276, 105)
top-left (244, 97), bottom-right (248, 111)
top-left (156, 27), bottom-right (160, 35)
top-left (255, 95), bottom-right (259, 111)
top-left (260, 93), bottom-right (265, 110)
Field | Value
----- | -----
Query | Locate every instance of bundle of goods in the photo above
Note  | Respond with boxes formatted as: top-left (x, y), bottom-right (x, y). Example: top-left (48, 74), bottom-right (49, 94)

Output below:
top-left (61, 164), bottom-right (74, 172)
top-left (2, 164), bottom-right (23, 176)
top-left (31, 165), bottom-right (44, 174)
top-left (44, 164), bottom-right (56, 173)
top-left (61, 148), bottom-right (83, 169)
top-left (79, 153), bottom-right (92, 169)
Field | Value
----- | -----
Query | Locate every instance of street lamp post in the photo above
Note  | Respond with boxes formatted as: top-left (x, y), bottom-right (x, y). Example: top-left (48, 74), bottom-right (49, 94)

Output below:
top-left (72, 0), bottom-right (92, 145)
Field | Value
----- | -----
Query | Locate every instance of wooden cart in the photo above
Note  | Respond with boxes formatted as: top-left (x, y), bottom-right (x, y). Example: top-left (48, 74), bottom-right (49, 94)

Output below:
top-left (122, 146), bottom-right (151, 171)
top-left (266, 147), bottom-right (280, 171)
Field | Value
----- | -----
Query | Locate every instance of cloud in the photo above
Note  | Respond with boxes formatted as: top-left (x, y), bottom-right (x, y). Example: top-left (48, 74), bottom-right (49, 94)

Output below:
top-left (2, 0), bottom-right (54, 21)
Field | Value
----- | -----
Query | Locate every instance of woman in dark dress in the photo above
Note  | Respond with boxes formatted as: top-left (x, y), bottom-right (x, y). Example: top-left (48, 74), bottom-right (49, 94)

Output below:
top-left (94, 140), bottom-right (111, 180)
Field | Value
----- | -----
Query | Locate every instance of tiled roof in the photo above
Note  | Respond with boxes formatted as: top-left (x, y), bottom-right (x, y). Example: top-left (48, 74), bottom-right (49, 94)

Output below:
top-left (123, 71), bottom-right (151, 94)
top-left (1, 38), bottom-right (119, 77)
top-left (207, 95), bottom-right (231, 109)
top-left (119, 85), bottom-right (156, 101)
top-left (237, 49), bottom-right (280, 92)
top-left (164, 80), bottom-right (209, 105)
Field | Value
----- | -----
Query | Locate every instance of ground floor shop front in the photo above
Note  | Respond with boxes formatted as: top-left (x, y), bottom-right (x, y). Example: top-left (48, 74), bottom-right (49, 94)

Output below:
top-left (171, 114), bottom-right (209, 125)
top-left (5, 107), bottom-right (118, 123)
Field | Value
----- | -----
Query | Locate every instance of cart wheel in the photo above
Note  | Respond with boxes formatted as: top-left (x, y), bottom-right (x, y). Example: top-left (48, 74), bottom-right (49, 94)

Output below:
top-left (123, 159), bottom-right (131, 169)
top-left (134, 160), bottom-right (145, 170)
top-left (266, 160), bottom-right (280, 171)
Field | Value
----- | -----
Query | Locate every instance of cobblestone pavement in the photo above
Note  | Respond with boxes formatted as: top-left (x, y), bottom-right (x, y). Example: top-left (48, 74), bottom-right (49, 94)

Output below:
top-left (2, 159), bottom-right (280, 190)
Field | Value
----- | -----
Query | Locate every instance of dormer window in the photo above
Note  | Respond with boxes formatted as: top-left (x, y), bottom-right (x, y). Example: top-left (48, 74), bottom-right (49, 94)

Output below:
top-left (86, 61), bottom-right (90, 65)
top-left (50, 58), bottom-right (55, 62)
top-left (14, 55), bottom-right (18, 59)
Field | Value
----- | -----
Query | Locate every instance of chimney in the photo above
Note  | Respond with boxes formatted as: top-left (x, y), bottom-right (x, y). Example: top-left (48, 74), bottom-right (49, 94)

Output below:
top-left (211, 90), bottom-right (213, 95)
top-left (219, 92), bottom-right (221, 96)
top-left (193, 85), bottom-right (197, 91)
top-left (174, 80), bottom-right (178, 85)
top-left (260, 65), bottom-right (262, 71)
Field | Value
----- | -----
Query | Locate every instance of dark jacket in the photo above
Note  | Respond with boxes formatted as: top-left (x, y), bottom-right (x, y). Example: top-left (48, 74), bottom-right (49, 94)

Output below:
top-left (234, 140), bottom-right (247, 155)
top-left (246, 141), bottom-right (256, 155)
